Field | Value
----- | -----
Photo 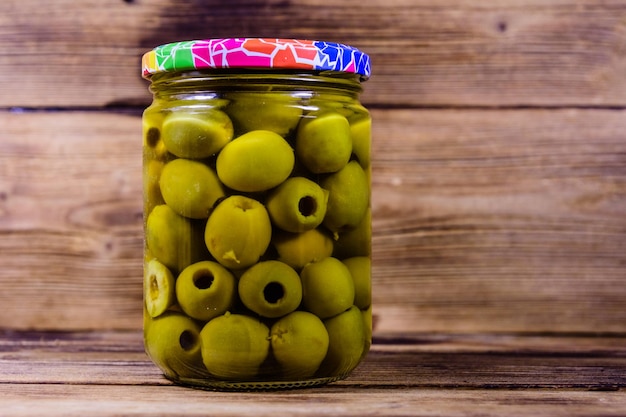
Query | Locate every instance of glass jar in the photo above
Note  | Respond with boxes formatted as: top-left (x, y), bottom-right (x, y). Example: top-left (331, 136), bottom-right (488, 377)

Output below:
top-left (141, 38), bottom-right (372, 390)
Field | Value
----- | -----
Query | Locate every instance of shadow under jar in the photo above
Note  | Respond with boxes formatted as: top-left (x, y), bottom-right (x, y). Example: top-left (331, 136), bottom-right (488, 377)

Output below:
top-left (141, 38), bottom-right (372, 390)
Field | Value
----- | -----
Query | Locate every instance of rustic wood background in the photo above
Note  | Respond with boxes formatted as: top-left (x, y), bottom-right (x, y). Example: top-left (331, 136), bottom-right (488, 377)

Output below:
top-left (1, 0), bottom-right (625, 335)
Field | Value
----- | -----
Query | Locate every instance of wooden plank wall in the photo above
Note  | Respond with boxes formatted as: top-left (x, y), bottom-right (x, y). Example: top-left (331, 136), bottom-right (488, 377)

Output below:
top-left (1, 0), bottom-right (625, 334)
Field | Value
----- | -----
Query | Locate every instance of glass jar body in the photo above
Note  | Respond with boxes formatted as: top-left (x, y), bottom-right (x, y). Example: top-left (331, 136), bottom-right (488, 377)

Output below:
top-left (142, 70), bottom-right (372, 390)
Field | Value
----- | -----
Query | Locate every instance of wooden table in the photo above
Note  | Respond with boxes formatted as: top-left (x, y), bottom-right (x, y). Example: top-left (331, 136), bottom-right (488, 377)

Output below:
top-left (2, 330), bottom-right (625, 416)
top-left (1, 1), bottom-right (625, 415)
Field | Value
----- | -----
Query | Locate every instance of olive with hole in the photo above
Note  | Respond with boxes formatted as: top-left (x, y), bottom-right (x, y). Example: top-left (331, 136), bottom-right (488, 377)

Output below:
top-left (216, 130), bottom-right (295, 192)
top-left (238, 260), bottom-right (302, 318)
top-left (319, 305), bottom-right (366, 376)
top-left (296, 112), bottom-right (352, 174)
top-left (321, 160), bottom-right (369, 233)
top-left (161, 110), bottom-right (233, 159)
top-left (300, 257), bottom-right (355, 319)
top-left (225, 93), bottom-right (302, 137)
top-left (176, 261), bottom-right (236, 322)
top-left (143, 115), bottom-right (169, 161)
top-left (144, 258), bottom-right (176, 318)
top-left (265, 177), bottom-right (328, 233)
top-left (270, 311), bottom-right (329, 379)
top-left (144, 312), bottom-right (206, 379)
top-left (204, 195), bottom-right (272, 269)
top-left (146, 204), bottom-right (207, 272)
top-left (160, 158), bottom-right (225, 219)
top-left (272, 228), bottom-right (333, 270)
top-left (200, 313), bottom-right (270, 379)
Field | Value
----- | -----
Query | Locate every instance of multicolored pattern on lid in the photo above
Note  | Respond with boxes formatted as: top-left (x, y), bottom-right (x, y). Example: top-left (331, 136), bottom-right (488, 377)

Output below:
top-left (142, 38), bottom-right (371, 79)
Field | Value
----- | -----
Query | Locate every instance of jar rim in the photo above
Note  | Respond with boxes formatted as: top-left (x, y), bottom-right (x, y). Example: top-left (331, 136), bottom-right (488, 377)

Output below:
top-left (141, 38), bottom-right (371, 80)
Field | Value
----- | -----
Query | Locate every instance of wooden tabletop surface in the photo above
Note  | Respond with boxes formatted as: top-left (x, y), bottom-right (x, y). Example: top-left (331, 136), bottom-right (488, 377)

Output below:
top-left (1, 330), bottom-right (625, 416)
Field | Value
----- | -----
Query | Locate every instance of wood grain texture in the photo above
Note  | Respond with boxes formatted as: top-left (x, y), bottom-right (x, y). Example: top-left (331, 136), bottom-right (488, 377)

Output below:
top-left (371, 108), bottom-right (626, 333)
top-left (3, 385), bottom-right (625, 417)
top-left (0, 331), bottom-right (625, 416)
top-left (1, 109), bottom-right (624, 332)
top-left (0, 112), bottom-right (143, 330)
top-left (1, 0), bottom-right (625, 107)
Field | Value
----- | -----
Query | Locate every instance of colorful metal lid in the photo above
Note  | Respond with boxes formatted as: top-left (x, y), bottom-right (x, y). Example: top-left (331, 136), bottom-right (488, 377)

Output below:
top-left (142, 38), bottom-right (371, 80)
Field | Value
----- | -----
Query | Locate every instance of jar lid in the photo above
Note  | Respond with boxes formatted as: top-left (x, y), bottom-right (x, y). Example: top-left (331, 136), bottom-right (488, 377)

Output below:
top-left (142, 38), bottom-right (371, 80)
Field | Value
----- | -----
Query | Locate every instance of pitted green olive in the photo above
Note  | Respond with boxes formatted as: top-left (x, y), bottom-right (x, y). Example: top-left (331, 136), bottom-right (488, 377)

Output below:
top-left (342, 257), bottom-right (371, 310)
top-left (238, 260), bottom-right (302, 318)
top-left (270, 311), bottom-right (329, 379)
top-left (349, 117), bottom-right (371, 169)
top-left (321, 161), bottom-right (369, 233)
top-left (144, 312), bottom-right (206, 379)
top-left (216, 130), bottom-right (295, 192)
top-left (319, 305), bottom-right (366, 376)
top-left (176, 261), bottom-right (236, 322)
top-left (272, 228), bottom-right (333, 270)
top-left (226, 93), bottom-right (302, 137)
top-left (362, 305), bottom-right (373, 349)
top-left (160, 158), bottom-right (225, 219)
top-left (300, 257), bottom-right (355, 319)
top-left (143, 115), bottom-right (169, 161)
top-left (333, 209), bottom-right (372, 259)
top-left (204, 195), bottom-right (272, 269)
top-left (200, 313), bottom-right (270, 379)
top-left (144, 258), bottom-right (176, 318)
top-left (296, 112), bottom-right (352, 174)
top-left (162, 110), bottom-right (233, 159)
top-left (265, 177), bottom-right (328, 233)
top-left (146, 204), bottom-right (207, 272)
top-left (143, 159), bottom-right (165, 212)
top-left (307, 95), bottom-right (353, 119)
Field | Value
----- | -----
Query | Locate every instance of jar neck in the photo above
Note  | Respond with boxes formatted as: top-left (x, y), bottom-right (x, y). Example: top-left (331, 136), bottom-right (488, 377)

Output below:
top-left (148, 69), bottom-right (364, 100)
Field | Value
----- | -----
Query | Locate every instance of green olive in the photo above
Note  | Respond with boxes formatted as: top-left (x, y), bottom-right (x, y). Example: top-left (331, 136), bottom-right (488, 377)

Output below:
top-left (272, 228), bottom-right (333, 270)
top-left (160, 158), bottom-right (225, 219)
top-left (225, 93), bottom-right (303, 137)
top-left (199, 312), bottom-right (270, 379)
top-left (296, 112), bottom-right (352, 174)
top-left (342, 257), bottom-right (371, 310)
top-left (347, 103), bottom-right (370, 122)
top-left (144, 258), bottom-right (176, 318)
top-left (321, 161), bottom-right (369, 233)
top-left (362, 305), bottom-right (373, 350)
top-left (143, 113), bottom-right (169, 161)
top-left (144, 312), bottom-right (207, 379)
top-left (204, 195), bottom-right (272, 269)
top-left (350, 117), bottom-right (371, 169)
top-left (319, 306), bottom-right (366, 376)
top-left (143, 159), bottom-right (165, 213)
top-left (270, 311), bottom-right (329, 379)
top-left (216, 130), bottom-right (295, 192)
top-left (333, 208), bottom-right (372, 259)
top-left (162, 110), bottom-right (233, 159)
top-left (146, 204), bottom-right (207, 272)
top-left (176, 261), bottom-right (236, 322)
top-left (300, 257), bottom-right (355, 319)
top-left (307, 95), bottom-right (354, 119)
top-left (238, 261), bottom-right (302, 318)
top-left (265, 177), bottom-right (329, 233)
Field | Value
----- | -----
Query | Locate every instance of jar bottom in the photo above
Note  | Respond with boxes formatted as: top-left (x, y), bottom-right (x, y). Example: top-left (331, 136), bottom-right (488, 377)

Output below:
top-left (166, 373), bottom-right (350, 391)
